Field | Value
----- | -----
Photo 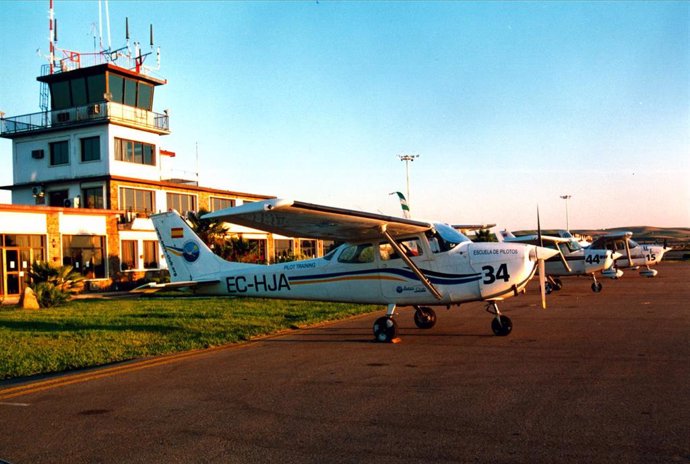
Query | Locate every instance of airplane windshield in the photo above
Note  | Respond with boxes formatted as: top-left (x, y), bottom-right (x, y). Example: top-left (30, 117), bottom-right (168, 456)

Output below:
top-left (430, 223), bottom-right (471, 252)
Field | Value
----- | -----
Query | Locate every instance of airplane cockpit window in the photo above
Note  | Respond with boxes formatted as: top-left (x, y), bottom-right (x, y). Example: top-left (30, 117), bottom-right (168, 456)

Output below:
top-left (429, 223), bottom-right (471, 252)
top-left (379, 238), bottom-right (423, 261)
top-left (338, 243), bottom-right (374, 264)
top-left (628, 239), bottom-right (639, 248)
top-left (566, 241), bottom-right (582, 253)
top-left (322, 245), bottom-right (342, 261)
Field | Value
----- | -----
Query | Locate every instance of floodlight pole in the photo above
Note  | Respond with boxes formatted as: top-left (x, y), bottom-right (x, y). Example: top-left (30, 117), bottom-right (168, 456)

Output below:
top-left (560, 195), bottom-right (572, 231)
top-left (398, 154), bottom-right (419, 208)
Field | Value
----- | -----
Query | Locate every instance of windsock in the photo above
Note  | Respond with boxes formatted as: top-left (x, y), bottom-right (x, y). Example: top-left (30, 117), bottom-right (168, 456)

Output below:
top-left (390, 191), bottom-right (411, 219)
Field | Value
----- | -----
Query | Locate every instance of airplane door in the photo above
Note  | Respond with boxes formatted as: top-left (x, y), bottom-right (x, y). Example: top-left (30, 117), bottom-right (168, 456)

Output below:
top-left (379, 237), bottom-right (437, 301)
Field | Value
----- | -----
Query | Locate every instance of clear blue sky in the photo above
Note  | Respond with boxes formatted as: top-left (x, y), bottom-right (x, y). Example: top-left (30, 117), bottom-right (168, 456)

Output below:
top-left (1, 1), bottom-right (688, 229)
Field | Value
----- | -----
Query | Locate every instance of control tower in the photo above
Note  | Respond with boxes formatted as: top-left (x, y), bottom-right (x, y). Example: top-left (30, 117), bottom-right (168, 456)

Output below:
top-left (0, 2), bottom-right (170, 211)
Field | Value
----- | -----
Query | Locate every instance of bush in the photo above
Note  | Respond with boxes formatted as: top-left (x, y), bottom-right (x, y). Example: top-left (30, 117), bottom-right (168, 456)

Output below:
top-left (28, 262), bottom-right (85, 308)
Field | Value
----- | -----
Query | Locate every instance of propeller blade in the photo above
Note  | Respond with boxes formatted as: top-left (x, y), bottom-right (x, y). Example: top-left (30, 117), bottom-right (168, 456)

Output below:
top-left (537, 205), bottom-right (547, 309)
top-left (539, 257), bottom-right (547, 309)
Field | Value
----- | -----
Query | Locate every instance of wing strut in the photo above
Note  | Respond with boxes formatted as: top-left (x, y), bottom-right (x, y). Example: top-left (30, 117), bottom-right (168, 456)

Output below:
top-left (379, 225), bottom-right (443, 301)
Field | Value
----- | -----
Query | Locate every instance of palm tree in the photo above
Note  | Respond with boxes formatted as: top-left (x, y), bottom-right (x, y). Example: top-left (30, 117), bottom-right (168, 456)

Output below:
top-left (473, 229), bottom-right (496, 242)
top-left (186, 209), bottom-right (257, 262)
top-left (186, 208), bottom-right (229, 248)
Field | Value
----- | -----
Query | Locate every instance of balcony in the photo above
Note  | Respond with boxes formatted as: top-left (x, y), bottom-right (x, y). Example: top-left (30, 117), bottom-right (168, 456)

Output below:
top-left (0, 101), bottom-right (170, 138)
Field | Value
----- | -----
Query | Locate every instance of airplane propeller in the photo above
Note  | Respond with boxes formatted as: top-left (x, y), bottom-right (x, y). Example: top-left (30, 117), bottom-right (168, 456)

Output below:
top-left (537, 206), bottom-right (547, 309)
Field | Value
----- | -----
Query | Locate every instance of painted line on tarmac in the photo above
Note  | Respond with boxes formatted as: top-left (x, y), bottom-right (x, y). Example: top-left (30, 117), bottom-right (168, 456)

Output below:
top-left (0, 344), bottom-right (236, 402)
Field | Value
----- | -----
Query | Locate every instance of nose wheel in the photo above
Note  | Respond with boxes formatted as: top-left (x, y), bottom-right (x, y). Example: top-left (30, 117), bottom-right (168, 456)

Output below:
top-left (486, 301), bottom-right (512, 336)
top-left (591, 274), bottom-right (603, 293)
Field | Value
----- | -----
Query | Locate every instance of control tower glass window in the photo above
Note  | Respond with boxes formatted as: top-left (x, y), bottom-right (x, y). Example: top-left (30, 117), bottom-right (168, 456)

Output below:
top-left (137, 83), bottom-right (153, 111)
top-left (124, 78), bottom-right (137, 106)
top-left (51, 80), bottom-right (71, 110)
top-left (70, 78), bottom-right (87, 107)
top-left (109, 75), bottom-right (124, 103)
top-left (87, 74), bottom-right (105, 103)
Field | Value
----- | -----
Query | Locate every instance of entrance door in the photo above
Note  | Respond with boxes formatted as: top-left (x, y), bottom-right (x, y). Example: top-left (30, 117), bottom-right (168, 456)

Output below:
top-left (4, 249), bottom-right (21, 296)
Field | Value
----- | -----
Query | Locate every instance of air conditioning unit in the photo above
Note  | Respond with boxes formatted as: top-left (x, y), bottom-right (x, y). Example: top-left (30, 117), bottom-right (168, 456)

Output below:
top-left (31, 149), bottom-right (45, 159)
top-left (63, 196), bottom-right (80, 208)
top-left (88, 104), bottom-right (101, 115)
top-left (31, 186), bottom-right (45, 197)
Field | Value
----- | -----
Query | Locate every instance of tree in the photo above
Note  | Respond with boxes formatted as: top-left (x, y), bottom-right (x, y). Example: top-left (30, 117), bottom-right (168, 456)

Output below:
top-left (186, 209), bottom-right (258, 262)
top-left (473, 229), bottom-right (496, 242)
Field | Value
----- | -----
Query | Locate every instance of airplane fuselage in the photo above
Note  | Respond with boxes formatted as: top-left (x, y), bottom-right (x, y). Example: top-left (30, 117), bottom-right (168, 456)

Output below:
top-left (187, 239), bottom-right (539, 306)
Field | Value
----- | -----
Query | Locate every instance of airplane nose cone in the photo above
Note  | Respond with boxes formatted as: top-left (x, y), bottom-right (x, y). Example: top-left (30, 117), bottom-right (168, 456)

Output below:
top-left (529, 245), bottom-right (560, 262)
top-left (611, 251), bottom-right (623, 260)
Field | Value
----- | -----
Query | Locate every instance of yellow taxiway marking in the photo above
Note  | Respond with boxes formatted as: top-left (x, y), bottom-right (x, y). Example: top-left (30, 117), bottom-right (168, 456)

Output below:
top-left (0, 344), bottom-right (233, 402)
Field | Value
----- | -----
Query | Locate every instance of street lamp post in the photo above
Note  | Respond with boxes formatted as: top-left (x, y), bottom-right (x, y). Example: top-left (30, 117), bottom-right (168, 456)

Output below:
top-left (560, 195), bottom-right (572, 231)
top-left (398, 154), bottom-right (419, 207)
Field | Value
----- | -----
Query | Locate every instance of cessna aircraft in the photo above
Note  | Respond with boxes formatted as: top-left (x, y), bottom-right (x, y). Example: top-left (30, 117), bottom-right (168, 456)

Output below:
top-left (495, 230), bottom-right (619, 292)
top-left (588, 231), bottom-right (671, 277)
top-left (140, 199), bottom-right (559, 342)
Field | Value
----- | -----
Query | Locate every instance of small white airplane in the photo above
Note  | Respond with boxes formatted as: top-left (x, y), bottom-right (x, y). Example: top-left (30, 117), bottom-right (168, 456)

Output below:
top-left (588, 231), bottom-right (671, 277)
top-left (496, 230), bottom-right (619, 293)
top-left (139, 199), bottom-right (559, 342)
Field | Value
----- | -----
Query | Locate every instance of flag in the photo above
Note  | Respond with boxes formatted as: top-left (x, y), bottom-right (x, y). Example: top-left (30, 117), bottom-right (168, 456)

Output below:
top-left (390, 192), bottom-right (411, 218)
top-left (171, 227), bottom-right (184, 238)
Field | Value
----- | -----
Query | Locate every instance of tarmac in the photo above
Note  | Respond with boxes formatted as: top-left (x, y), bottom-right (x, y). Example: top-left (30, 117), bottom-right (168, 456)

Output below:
top-left (0, 261), bottom-right (688, 463)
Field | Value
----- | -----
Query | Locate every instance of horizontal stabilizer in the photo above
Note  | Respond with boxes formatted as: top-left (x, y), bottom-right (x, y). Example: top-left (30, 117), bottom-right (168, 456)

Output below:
top-left (130, 279), bottom-right (220, 294)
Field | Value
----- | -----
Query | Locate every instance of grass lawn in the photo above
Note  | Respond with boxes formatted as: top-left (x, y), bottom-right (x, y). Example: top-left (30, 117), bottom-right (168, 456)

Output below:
top-left (0, 296), bottom-right (380, 380)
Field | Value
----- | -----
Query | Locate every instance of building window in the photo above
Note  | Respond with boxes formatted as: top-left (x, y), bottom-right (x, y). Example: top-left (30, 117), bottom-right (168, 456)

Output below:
top-left (300, 239), bottom-right (317, 258)
top-left (120, 187), bottom-right (155, 214)
top-left (121, 240), bottom-right (138, 270)
top-left (63, 235), bottom-right (106, 279)
top-left (80, 136), bottom-right (100, 162)
top-left (115, 138), bottom-right (155, 166)
top-left (143, 240), bottom-right (159, 269)
top-left (274, 239), bottom-right (293, 262)
top-left (48, 190), bottom-right (69, 207)
top-left (50, 140), bottom-right (69, 166)
top-left (210, 197), bottom-right (236, 211)
top-left (166, 192), bottom-right (196, 215)
top-left (82, 186), bottom-right (104, 209)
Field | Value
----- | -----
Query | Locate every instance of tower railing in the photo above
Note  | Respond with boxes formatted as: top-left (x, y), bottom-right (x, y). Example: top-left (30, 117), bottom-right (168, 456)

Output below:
top-left (0, 101), bottom-right (169, 136)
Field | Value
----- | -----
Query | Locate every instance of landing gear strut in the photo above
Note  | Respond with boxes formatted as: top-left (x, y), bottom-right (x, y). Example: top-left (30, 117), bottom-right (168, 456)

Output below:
top-left (486, 301), bottom-right (512, 336)
top-left (591, 273), bottom-right (603, 293)
top-left (413, 306), bottom-right (437, 329)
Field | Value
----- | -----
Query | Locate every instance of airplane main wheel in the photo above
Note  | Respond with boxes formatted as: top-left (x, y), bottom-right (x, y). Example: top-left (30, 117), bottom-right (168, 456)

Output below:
top-left (373, 317), bottom-right (398, 343)
top-left (591, 282), bottom-right (603, 293)
top-left (545, 282), bottom-right (553, 295)
top-left (491, 315), bottom-right (513, 337)
top-left (413, 307), bottom-right (437, 329)
top-left (553, 278), bottom-right (563, 291)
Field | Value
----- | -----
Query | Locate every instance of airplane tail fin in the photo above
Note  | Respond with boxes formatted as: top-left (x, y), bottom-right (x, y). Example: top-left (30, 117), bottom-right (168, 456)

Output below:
top-left (151, 210), bottom-right (258, 282)
top-left (494, 229), bottom-right (514, 242)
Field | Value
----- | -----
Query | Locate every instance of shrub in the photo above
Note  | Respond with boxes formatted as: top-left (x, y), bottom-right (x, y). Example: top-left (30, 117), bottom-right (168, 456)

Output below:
top-left (28, 262), bottom-right (85, 308)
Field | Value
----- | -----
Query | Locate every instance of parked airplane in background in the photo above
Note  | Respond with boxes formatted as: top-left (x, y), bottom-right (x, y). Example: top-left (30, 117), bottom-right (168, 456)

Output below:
top-left (557, 230), bottom-right (592, 248)
top-left (588, 231), bottom-right (671, 277)
top-left (138, 199), bottom-right (559, 342)
top-left (496, 230), bottom-right (619, 292)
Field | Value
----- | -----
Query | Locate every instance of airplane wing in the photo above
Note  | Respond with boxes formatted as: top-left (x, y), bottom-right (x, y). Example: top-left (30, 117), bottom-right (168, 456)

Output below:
top-left (502, 234), bottom-right (571, 245)
top-left (201, 199), bottom-right (434, 242)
